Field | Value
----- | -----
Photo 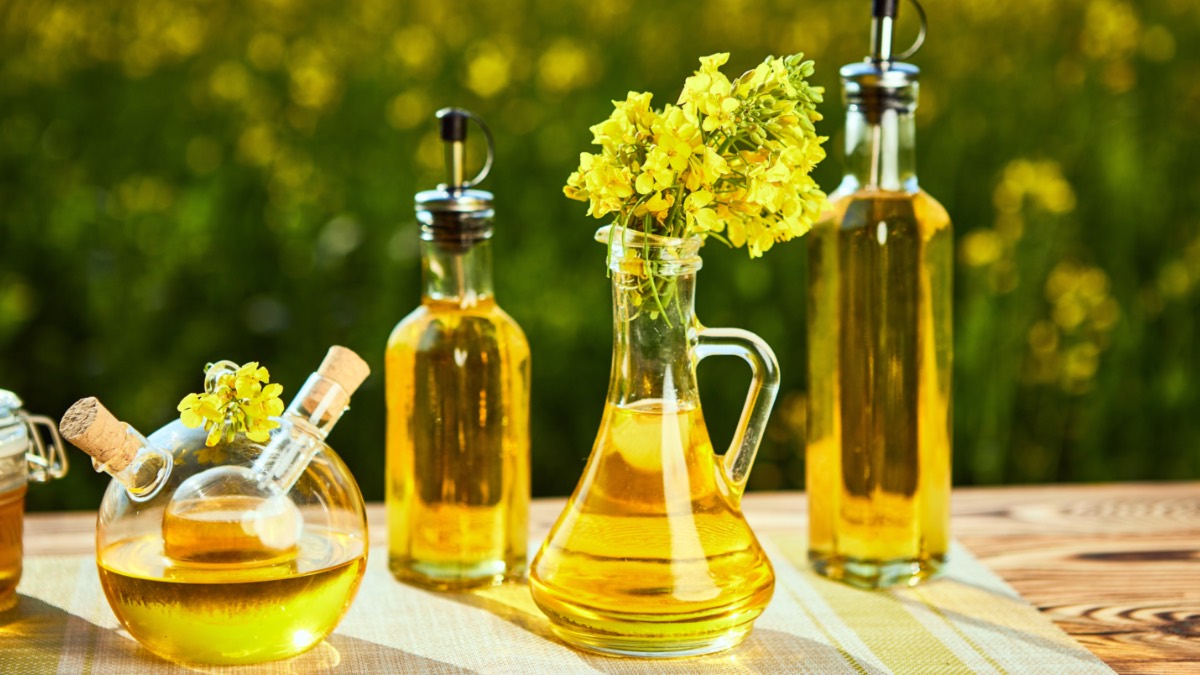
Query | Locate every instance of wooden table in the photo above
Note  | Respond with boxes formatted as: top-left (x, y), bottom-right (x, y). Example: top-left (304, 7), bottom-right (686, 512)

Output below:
top-left (23, 483), bottom-right (1199, 674)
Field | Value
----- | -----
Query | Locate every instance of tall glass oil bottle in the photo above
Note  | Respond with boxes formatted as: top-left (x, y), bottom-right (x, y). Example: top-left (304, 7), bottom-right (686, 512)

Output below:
top-left (531, 227), bottom-right (779, 657)
top-left (387, 109), bottom-right (530, 590)
top-left (807, 0), bottom-right (952, 588)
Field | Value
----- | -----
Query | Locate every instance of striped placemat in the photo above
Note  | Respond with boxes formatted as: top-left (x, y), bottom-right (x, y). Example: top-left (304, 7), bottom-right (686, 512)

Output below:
top-left (2, 535), bottom-right (1113, 674)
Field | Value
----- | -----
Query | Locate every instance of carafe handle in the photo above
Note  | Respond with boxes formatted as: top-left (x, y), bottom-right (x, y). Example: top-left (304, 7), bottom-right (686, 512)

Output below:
top-left (695, 327), bottom-right (780, 503)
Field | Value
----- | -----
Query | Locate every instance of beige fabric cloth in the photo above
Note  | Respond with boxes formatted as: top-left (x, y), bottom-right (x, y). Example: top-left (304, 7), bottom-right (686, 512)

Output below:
top-left (2, 535), bottom-right (1113, 674)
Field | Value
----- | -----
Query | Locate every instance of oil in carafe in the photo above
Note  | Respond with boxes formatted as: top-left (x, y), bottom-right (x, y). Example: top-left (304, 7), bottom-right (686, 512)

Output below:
top-left (531, 401), bottom-right (773, 644)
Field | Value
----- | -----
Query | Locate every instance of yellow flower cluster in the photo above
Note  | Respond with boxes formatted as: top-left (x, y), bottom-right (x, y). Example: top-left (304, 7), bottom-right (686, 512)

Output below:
top-left (178, 360), bottom-right (285, 447)
top-left (565, 52), bottom-right (827, 259)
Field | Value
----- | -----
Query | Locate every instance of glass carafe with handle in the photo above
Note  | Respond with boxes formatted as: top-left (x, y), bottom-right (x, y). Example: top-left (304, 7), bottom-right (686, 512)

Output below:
top-left (530, 225), bottom-right (780, 658)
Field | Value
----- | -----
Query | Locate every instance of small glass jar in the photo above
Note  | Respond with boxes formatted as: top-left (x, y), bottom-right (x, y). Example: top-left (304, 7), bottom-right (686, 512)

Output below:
top-left (0, 390), bottom-right (68, 610)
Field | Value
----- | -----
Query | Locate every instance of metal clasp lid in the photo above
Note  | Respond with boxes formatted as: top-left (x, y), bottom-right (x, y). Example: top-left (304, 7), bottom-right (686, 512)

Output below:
top-left (0, 389), bottom-right (68, 483)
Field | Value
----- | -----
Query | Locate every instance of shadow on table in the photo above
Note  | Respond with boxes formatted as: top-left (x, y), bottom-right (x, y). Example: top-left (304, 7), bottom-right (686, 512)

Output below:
top-left (0, 594), bottom-right (477, 674)
top-left (0, 594), bottom-right (104, 671)
top-left (445, 584), bottom-right (882, 674)
top-left (323, 633), bottom-right (482, 674)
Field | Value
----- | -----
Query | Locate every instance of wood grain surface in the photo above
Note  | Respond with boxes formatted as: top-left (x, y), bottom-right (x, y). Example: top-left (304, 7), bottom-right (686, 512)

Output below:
top-left (21, 482), bottom-right (1200, 674)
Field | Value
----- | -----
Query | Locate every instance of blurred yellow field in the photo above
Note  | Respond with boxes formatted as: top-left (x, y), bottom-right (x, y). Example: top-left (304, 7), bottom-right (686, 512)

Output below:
top-left (1, 0), bottom-right (1197, 509)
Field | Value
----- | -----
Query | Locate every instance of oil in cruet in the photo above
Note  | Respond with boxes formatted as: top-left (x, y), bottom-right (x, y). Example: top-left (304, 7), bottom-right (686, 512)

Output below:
top-left (530, 227), bottom-right (780, 657)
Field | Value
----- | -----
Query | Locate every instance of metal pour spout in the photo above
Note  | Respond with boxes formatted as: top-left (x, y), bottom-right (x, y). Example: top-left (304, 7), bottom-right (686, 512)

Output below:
top-left (439, 109), bottom-right (468, 190)
top-left (416, 108), bottom-right (497, 250)
top-left (435, 107), bottom-right (493, 193)
top-left (870, 0), bottom-right (898, 63)
top-left (868, 0), bottom-right (926, 65)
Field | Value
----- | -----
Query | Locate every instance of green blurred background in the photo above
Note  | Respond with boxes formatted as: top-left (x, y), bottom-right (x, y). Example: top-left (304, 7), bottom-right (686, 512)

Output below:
top-left (2, 0), bottom-right (1198, 510)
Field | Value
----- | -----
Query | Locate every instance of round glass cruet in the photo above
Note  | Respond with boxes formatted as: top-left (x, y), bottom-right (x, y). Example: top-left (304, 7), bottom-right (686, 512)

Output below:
top-left (59, 347), bottom-right (371, 666)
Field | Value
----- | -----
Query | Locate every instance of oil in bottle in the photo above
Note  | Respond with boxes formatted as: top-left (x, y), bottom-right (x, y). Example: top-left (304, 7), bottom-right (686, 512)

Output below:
top-left (807, 190), bottom-right (952, 587)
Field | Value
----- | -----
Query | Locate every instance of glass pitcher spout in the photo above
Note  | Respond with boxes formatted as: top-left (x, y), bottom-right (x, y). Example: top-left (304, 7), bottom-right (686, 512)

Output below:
top-left (529, 225), bottom-right (779, 658)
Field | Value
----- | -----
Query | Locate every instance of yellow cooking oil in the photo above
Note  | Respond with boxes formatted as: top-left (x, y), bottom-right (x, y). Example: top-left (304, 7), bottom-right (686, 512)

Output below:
top-left (163, 494), bottom-right (302, 565)
top-left (0, 484), bottom-right (26, 609)
top-left (386, 296), bottom-right (530, 590)
top-left (806, 189), bottom-right (953, 587)
top-left (97, 523), bottom-right (365, 665)
top-left (530, 400), bottom-right (774, 655)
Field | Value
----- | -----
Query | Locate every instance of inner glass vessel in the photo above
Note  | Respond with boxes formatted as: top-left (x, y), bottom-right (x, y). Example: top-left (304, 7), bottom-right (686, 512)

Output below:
top-left (530, 227), bottom-right (779, 658)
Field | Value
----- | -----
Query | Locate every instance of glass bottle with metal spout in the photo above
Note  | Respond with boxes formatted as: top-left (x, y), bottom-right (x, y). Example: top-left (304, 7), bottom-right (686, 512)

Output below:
top-left (386, 108), bottom-right (531, 590)
top-left (806, 0), bottom-right (953, 589)
top-left (0, 390), bottom-right (68, 610)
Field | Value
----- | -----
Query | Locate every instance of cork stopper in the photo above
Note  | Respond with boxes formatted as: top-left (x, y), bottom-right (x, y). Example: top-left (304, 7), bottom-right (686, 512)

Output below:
top-left (299, 346), bottom-right (370, 421)
top-left (59, 397), bottom-right (139, 473)
top-left (318, 346), bottom-right (370, 395)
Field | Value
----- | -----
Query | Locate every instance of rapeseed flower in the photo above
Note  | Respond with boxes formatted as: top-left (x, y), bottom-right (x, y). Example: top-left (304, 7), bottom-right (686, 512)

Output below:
top-left (564, 51), bottom-right (826, 263)
top-left (178, 360), bottom-right (286, 447)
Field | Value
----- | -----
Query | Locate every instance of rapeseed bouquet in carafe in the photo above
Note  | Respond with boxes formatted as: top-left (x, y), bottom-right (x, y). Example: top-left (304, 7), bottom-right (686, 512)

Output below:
top-left (531, 51), bottom-right (827, 657)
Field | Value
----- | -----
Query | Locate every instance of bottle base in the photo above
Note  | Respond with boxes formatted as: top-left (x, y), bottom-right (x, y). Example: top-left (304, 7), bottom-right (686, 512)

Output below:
top-left (547, 621), bottom-right (753, 659)
top-left (530, 579), bottom-right (770, 659)
top-left (389, 558), bottom-right (524, 592)
top-left (809, 551), bottom-right (946, 589)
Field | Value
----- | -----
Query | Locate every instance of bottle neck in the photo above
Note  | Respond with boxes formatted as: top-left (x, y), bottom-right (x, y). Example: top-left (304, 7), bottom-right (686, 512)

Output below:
top-left (607, 271), bottom-right (700, 408)
top-left (421, 238), bottom-right (494, 308)
top-left (282, 372), bottom-right (349, 437)
top-left (97, 426), bottom-right (173, 502)
top-left (841, 98), bottom-right (918, 193)
top-left (253, 372), bottom-right (351, 491)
